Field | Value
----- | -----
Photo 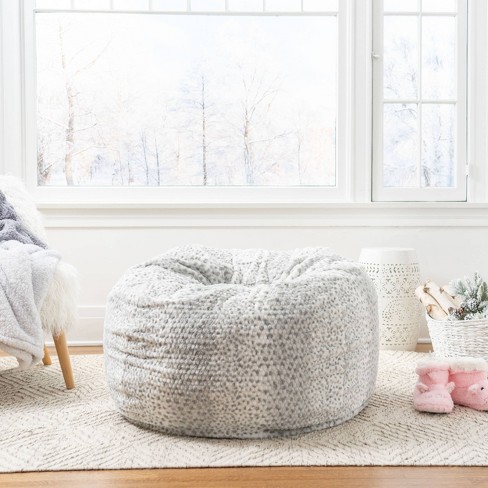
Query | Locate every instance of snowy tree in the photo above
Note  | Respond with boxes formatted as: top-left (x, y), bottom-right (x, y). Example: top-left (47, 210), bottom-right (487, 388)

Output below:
top-left (36, 13), bottom-right (338, 187)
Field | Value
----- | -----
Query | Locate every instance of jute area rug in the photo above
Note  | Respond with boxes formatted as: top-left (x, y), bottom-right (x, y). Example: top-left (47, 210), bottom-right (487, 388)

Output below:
top-left (1, 351), bottom-right (487, 472)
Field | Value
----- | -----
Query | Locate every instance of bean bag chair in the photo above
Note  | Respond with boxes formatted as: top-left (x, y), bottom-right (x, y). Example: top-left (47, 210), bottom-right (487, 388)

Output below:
top-left (104, 246), bottom-right (379, 438)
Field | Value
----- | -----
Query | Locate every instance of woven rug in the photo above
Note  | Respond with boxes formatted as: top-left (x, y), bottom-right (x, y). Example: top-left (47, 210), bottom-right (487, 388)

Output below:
top-left (1, 351), bottom-right (488, 472)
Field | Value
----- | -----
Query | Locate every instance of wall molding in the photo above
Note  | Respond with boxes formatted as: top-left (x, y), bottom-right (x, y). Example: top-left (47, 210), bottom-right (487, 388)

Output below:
top-left (38, 203), bottom-right (488, 228)
top-left (53, 305), bottom-right (105, 345)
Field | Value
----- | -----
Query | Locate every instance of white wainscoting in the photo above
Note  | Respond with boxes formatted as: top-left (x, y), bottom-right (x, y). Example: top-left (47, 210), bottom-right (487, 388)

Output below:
top-left (44, 306), bottom-right (104, 346)
top-left (41, 203), bottom-right (488, 346)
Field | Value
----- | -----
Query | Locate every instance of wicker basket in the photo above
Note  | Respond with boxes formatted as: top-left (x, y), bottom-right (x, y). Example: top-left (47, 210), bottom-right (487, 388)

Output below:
top-left (427, 315), bottom-right (488, 361)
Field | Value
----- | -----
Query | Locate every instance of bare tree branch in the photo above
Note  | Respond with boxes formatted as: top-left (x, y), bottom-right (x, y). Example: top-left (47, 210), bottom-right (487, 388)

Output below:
top-left (70, 39), bottom-right (112, 79)
top-left (74, 122), bottom-right (98, 133)
top-left (39, 114), bottom-right (68, 130)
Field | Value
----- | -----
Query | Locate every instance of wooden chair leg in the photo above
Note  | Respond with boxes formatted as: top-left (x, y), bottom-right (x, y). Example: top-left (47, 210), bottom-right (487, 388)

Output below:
top-left (53, 332), bottom-right (75, 390)
top-left (42, 345), bottom-right (52, 366)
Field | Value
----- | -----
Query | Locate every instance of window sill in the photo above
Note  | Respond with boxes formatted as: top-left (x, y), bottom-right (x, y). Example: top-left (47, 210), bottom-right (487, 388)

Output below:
top-left (37, 201), bottom-right (488, 228)
top-left (36, 201), bottom-right (484, 209)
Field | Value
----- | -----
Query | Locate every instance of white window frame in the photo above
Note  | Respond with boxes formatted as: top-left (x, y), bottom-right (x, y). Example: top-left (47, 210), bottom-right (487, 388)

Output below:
top-left (1, 0), bottom-right (487, 206)
top-left (372, 0), bottom-right (468, 202)
top-left (10, 0), bottom-right (356, 204)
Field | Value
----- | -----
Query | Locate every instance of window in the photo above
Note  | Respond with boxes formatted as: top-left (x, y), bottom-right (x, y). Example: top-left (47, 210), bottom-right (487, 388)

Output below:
top-left (34, 0), bottom-right (343, 190)
top-left (0, 0), bottom-right (483, 203)
top-left (372, 0), bottom-right (468, 201)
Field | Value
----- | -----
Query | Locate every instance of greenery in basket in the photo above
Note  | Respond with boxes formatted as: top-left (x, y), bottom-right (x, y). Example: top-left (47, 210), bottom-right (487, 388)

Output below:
top-left (449, 272), bottom-right (488, 321)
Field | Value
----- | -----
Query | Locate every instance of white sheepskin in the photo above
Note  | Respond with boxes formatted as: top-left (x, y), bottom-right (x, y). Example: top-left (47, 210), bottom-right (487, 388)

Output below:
top-left (448, 357), bottom-right (488, 372)
top-left (0, 174), bottom-right (79, 335)
top-left (40, 261), bottom-right (79, 336)
top-left (415, 358), bottom-right (450, 374)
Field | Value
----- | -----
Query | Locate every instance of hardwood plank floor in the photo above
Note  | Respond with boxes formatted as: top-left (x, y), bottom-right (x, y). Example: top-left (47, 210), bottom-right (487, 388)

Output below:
top-left (0, 345), bottom-right (102, 357)
top-left (1, 467), bottom-right (488, 488)
top-left (4, 342), bottom-right (483, 488)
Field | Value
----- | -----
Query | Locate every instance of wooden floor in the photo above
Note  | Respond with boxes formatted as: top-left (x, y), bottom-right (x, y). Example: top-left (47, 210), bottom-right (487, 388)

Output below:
top-left (2, 466), bottom-right (488, 488)
top-left (3, 343), bottom-right (488, 488)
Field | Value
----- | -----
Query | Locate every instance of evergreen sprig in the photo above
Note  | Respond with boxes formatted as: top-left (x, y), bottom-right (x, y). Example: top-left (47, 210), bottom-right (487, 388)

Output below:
top-left (448, 272), bottom-right (488, 320)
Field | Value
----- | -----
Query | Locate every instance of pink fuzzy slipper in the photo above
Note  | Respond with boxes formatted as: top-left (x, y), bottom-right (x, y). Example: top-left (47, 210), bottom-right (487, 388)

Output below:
top-left (414, 360), bottom-right (454, 413)
top-left (449, 357), bottom-right (488, 411)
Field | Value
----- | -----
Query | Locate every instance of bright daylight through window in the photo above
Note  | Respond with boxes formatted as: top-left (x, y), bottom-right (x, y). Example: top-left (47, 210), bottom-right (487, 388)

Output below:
top-left (28, 0), bottom-right (469, 201)
top-left (35, 1), bottom-right (339, 187)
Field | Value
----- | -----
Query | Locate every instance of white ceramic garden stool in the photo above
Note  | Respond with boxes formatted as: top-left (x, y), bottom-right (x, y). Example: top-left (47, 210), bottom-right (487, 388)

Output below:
top-left (359, 247), bottom-right (422, 351)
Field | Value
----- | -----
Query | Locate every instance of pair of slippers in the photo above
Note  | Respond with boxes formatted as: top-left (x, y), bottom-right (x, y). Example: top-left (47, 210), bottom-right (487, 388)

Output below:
top-left (414, 357), bottom-right (488, 413)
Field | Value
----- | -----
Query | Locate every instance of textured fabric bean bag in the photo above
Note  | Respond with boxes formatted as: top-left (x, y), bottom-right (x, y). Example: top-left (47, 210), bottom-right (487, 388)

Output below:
top-left (104, 246), bottom-right (379, 439)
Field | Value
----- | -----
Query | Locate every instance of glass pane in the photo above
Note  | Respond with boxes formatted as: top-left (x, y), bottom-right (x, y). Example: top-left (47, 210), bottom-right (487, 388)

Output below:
top-left (384, 16), bottom-right (418, 99)
top-left (265, 0), bottom-right (301, 12)
top-left (152, 0), bottom-right (188, 11)
top-left (36, 0), bottom-right (71, 8)
top-left (303, 0), bottom-right (338, 12)
top-left (190, 0), bottom-right (225, 11)
top-left (422, 0), bottom-right (456, 13)
top-left (73, 0), bottom-right (111, 8)
top-left (421, 104), bottom-right (456, 187)
top-left (36, 13), bottom-right (337, 187)
top-left (228, 0), bottom-right (263, 11)
top-left (384, 0), bottom-right (418, 12)
top-left (422, 17), bottom-right (456, 99)
top-left (383, 104), bottom-right (418, 187)
top-left (112, 0), bottom-right (149, 10)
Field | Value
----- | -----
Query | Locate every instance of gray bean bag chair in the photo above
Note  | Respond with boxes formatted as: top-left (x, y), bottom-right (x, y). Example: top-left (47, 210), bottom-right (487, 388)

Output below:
top-left (104, 246), bottom-right (379, 439)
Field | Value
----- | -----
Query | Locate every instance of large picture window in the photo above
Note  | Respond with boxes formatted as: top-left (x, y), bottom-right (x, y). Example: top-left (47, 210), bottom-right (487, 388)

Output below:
top-left (0, 0), bottom-right (478, 203)
top-left (35, 1), bottom-right (340, 188)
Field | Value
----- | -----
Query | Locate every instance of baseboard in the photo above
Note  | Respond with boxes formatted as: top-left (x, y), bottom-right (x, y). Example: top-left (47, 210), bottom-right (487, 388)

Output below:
top-left (45, 340), bottom-right (104, 347)
top-left (47, 305), bottom-right (105, 345)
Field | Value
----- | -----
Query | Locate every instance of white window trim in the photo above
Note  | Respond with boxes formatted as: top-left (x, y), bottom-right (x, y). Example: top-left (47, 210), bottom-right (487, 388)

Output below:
top-left (466, 0), bottom-right (488, 202)
top-left (36, 201), bottom-right (488, 230)
top-left (0, 0), bottom-right (25, 182)
top-left (1, 0), bottom-right (487, 207)
top-left (351, 0), bottom-right (373, 202)
top-left (372, 0), bottom-right (468, 202)
top-left (13, 0), bottom-right (359, 204)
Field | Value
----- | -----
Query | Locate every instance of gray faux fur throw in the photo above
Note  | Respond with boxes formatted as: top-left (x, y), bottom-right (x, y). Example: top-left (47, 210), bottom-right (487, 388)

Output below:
top-left (0, 191), bottom-right (59, 369)
top-left (0, 190), bottom-right (47, 248)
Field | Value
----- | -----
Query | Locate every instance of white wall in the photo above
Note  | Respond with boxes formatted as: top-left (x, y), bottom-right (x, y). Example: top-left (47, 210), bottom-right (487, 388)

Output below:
top-left (41, 204), bottom-right (488, 345)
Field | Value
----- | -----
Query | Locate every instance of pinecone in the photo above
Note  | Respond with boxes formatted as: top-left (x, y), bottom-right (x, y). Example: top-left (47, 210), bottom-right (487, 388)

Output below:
top-left (463, 297), bottom-right (480, 313)
top-left (449, 307), bottom-right (467, 321)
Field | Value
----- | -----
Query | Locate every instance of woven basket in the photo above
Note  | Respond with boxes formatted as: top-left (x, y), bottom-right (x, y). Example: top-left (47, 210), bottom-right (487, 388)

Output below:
top-left (427, 315), bottom-right (488, 361)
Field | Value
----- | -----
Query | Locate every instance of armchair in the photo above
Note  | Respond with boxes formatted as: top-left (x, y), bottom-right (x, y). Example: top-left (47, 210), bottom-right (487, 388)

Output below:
top-left (0, 175), bottom-right (78, 389)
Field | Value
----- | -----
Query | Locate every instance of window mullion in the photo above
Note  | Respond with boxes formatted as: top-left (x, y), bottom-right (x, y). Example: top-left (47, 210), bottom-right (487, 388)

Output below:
top-left (371, 0), bottom-right (384, 201)
top-left (467, 0), bottom-right (488, 202)
top-left (418, 6), bottom-right (422, 189)
top-left (348, 0), bottom-right (374, 202)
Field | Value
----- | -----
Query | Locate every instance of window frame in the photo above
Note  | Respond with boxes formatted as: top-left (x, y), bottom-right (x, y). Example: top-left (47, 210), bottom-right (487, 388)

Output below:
top-left (371, 0), bottom-right (468, 202)
top-left (1, 0), bottom-right (486, 205)
top-left (17, 0), bottom-right (356, 204)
